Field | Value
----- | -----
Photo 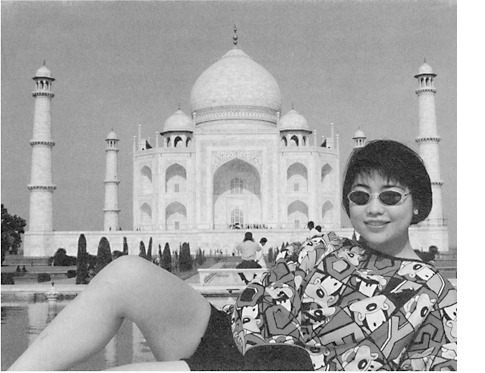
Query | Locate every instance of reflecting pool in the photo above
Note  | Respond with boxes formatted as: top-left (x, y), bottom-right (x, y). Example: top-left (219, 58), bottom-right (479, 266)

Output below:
top-left (1, 296), bottom-right (235, 370)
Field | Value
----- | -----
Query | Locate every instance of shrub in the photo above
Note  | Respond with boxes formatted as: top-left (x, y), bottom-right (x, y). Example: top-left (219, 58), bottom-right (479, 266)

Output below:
top-left (66, 270), bottom-right (77, 278)
top-left (37, 273), bottom-right (51, 283)
top-left (1, 273), bottom-right (15, 285)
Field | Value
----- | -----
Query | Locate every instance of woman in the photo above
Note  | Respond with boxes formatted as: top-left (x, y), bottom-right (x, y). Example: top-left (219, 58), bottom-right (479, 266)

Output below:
top-left (9, 140), bottom-right (456, 371)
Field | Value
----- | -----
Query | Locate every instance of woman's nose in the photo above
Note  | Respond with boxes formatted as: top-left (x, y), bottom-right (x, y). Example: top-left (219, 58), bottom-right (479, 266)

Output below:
top-left (366, 195), bottom-right (385, 215)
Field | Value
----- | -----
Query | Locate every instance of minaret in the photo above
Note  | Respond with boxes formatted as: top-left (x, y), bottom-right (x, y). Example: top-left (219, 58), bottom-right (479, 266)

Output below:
top-left (103, 130), bottom-right (120, 231)
top-left (28, 63), bottom-right (56, 232)
top-left (415, 60), bottom-right (444, 226)
top-left (352, 128), bottom-right (366, 149)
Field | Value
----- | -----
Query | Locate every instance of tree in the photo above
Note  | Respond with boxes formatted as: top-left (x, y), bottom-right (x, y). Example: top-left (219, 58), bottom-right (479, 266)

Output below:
top-left (179, 242), bottom-right (192, 271)
top-left (122, 236), bottom-right (129, 255)
top-left (138, 241), bottom-right (147, 259)
top-left (147, 237), bottom-right (153, 261)
top-left (1, 204), bottom-right (26, 263)
top-left (76, 234), bottom-right (88, 284)
top-left (95, 237), bottom-right (112, 275)
top-left (161, 242), bottom-right (172, 272)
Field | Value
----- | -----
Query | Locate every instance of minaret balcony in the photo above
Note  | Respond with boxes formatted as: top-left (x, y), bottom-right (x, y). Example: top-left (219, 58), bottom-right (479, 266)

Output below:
top-left (32, 91), bottom-right (55, 98)
top-left (415, 136), bottom-right (441, 144)
top-left (27, 184), bottom-right (56, 191)
top-left (30, 140), bottom-right (55, 147)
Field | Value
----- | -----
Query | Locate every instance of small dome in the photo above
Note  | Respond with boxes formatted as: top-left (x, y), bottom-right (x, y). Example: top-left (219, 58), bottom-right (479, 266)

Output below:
top-left (106, 130), bottom-right (118, 140)
top-left (418, 62), bottom-right (434, 75)
top-left (353, 129), bottom-right (366, 138)
top-left (190, 48), bottom-right (282, 113)
top-left (163, 109), bottom-right (193, 132)
top-left (35, 65), bottom-right (52, 78)
top-left (279, 109), bottom-right (310, 131)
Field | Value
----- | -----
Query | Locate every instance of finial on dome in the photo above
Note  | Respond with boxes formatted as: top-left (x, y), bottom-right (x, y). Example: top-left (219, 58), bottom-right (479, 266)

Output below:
top-left (291, 102), bottom-right (295, 110)
top-left (424, 57), bottom-right (427, 63)
top-left (43, 60), bottom-right (46, 66)
top-left (178, 103), bottom-right (181, 110)
top-left (233, 24), bottom-right (238, 46)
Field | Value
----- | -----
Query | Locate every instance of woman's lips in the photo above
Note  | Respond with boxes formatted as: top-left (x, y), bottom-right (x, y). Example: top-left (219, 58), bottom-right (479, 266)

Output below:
top-left (364, 220), bottom-right (390, 228)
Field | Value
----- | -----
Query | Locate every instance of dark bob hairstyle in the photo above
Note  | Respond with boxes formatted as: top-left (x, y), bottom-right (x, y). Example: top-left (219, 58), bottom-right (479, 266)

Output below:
top-left (342, 140), bottom-right (432, 224)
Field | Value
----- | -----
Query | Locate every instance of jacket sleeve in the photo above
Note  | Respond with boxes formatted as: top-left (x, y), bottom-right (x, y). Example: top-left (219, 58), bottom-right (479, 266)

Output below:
top-left (398, 284), bottom-right (457, 371)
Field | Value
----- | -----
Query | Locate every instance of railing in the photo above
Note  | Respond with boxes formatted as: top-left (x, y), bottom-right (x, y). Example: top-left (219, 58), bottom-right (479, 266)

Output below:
top-left (197, 268), bottom-right (268, 286)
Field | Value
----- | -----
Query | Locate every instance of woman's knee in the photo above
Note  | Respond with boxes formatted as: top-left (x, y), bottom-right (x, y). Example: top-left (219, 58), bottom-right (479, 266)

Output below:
top-left (89, 255), bottom-right (167, 293)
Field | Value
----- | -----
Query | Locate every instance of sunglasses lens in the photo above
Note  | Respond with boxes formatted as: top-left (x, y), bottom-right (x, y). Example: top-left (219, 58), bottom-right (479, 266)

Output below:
top-left (379, 191), bottom-right (403, 205)
top-left (348, 191), bottom-right (370, 205)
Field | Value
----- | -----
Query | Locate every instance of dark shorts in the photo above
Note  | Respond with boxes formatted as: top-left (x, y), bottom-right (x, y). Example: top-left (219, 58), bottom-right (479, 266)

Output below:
top-left (183, 304), bottom-right (314, 371)
top-left (183, 304), bottom-right (244, 371)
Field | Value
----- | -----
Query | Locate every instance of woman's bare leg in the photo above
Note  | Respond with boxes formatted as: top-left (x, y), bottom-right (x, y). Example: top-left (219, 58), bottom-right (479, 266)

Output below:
top-left (9, 256), bottom-right (211, 371)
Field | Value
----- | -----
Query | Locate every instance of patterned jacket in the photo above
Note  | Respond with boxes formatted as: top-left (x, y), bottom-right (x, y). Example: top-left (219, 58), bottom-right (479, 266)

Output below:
top-left (231, 232), bottom-right (457, 370)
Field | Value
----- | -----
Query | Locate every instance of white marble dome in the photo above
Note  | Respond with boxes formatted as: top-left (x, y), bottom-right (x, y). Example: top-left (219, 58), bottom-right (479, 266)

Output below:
top-left (106, 130), bottom-right (118, 140)
top-left (418, 61), bottom-right (434, 75)
top-left (190, 47), bottom-right (282, 113)
top-left (163, 109), bottom-right (193, 132)
top-left (279, 109), bottom-right (310, 131)
top-left (353, 129), bottom-right (366, 138)
top-left (35, 65), bottom-right (53, 78)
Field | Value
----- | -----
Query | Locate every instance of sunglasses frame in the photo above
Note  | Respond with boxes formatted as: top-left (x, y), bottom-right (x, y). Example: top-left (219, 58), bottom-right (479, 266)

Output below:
top-left (347, 190), bottom-right (411, 206)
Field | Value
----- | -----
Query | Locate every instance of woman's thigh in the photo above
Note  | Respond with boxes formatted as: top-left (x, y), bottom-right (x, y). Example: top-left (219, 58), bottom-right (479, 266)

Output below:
top-left (94, 256), bottom-right (212, 361)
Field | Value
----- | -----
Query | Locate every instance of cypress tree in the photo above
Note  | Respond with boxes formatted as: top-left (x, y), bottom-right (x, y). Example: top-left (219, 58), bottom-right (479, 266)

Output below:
top-left (95, 237), bottom-right (112, 275)
top-left (139, 241), bottom-right (147, 259)
top-left (122, 236), bottom-right (129, 255)
top-left (158, 244), bottom-right (162, 266)
top-left (161, 242), bottom-right (172, 272)
top-left (147, 237), bottom-right (153, 261)
top-left (179, 242), bottom-right (193, 271)
top-left (76, 233), bottom-right (88, 284)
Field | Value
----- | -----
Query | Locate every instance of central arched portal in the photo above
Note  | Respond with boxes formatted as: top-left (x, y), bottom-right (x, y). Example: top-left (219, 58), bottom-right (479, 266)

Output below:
top-left (213, 158), bottom-right (261, 229)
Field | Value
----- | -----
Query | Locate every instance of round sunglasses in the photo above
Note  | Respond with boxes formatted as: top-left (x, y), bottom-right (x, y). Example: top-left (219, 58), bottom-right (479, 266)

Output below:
top-left (347, 190), bottom-right (410, 206)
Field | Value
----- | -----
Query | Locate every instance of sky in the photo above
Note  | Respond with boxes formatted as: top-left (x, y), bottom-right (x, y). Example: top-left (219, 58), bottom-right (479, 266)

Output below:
top-left (1, 0), bottom-right (457, 247)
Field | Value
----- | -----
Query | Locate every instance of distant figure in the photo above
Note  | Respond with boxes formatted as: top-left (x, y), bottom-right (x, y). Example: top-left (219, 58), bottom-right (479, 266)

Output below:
top-left (235, 232), bottom-right (262, 284)
top-left (315, 225), bottom-right (322, 233)
top-left (256, 237), bottom-right (268, 268)
top-left (307, 221), bottom-right (319, 239)
top-left (16, 266), bottom-right (21, 272)
top-left (22, 265), bottom-right (28, 273)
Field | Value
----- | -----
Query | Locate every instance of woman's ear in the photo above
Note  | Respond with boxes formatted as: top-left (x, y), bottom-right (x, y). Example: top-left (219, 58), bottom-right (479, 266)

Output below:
top-left (411, 199), bottom-right (421, 224)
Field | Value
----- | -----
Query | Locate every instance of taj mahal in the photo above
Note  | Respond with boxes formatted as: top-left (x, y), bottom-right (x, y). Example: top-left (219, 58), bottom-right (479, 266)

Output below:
top-left (23, 34), bottom-right (449, 257)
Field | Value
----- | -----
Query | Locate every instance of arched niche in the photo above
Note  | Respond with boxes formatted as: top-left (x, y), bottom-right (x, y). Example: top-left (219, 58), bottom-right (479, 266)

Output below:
top-left (213, 158), bottom-right (261, 229)
top-left (174, 136), bottom-right (184, 148)
top-left (287, 162), bottom-right (308, 192)
top-left (322, 201), bottom-right (334, 226)
top-left (321, 163), bottom-right (333, 190)
top-left (165, 201), bottom-right (187, 230)
top-left (140, 203), bottom-right (152, 227)
top-left (165, 163), bottom-right (187, 193)
top-left (287, 200), bottom-right (308, 229)
top-left (140, 166), bottom-right (153, 195)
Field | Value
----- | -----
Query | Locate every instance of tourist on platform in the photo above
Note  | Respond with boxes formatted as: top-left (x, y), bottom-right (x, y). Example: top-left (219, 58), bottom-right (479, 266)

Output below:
top-left (307, 220), bottom-right (319, 239)
top-left (9, 140), bottom-right (456, 371)
top-left (235, 231), bottom-right (262, 284)
top-left (255, 237), bottom-right (268, 268)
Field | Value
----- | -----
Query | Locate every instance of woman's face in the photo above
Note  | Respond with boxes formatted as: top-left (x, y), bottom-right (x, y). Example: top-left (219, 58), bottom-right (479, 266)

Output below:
top-left (349, 171), bottom-right (415, 255)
